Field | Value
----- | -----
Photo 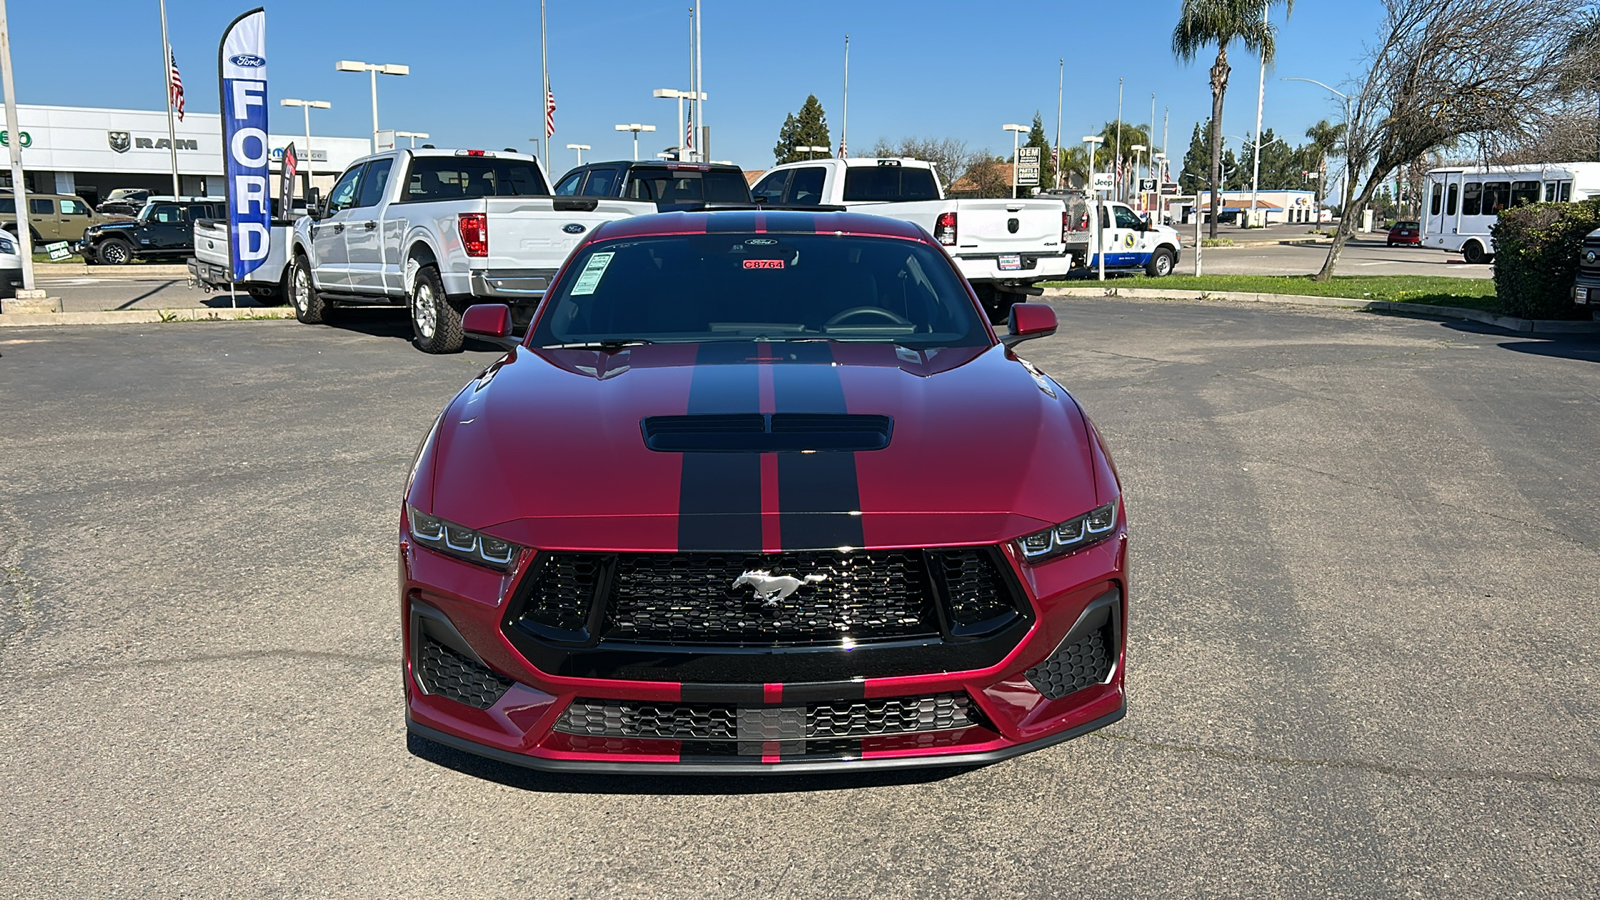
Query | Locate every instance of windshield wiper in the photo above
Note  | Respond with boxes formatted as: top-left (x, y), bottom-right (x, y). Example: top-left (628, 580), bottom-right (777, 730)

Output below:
top-left (539, 339), bottom-right (656, 352)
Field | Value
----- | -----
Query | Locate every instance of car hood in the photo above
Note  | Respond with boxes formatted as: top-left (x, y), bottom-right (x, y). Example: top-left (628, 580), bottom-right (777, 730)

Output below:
top-left (417, 341), bottom-right (1104, 553)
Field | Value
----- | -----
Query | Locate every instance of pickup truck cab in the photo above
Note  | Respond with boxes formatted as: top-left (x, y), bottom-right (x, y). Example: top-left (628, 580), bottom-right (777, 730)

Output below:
top-left (552, 160), bottom-right (751, 209)
top-left (73, 196), bottom-right (226, 265)
top-left (751, 157), bottom-right (1071, 322)
top-left (289, 148), bottom-right (653, 352)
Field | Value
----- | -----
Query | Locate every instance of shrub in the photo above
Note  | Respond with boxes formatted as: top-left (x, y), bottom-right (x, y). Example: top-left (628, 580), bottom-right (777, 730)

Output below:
top-left (1491, 199), bottom-right (1600, 319)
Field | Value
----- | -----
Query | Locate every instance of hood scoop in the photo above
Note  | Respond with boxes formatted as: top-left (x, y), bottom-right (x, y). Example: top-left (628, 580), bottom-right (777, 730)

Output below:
top-left (641, 414), bottom-right (893, 453)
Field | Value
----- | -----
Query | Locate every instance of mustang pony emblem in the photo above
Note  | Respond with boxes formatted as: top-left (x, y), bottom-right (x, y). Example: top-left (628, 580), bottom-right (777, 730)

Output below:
top-left (734, 570), bottom-right (827, 606)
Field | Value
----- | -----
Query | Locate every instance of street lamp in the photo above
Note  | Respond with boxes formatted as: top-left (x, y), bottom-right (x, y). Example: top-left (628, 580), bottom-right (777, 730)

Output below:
top-left (335, 59), bottom-right (410, 153)
top-left (1152, 151), bottom-right (1168, 219)
top-left (1003, 123), bottom-right (1027, 199)
top-left (797, 145), bottom-right (830, 160)
top-left (652, 88), bottom-right (706, 162)
top-left (1130, 143), bottom-right (1147, 210)
top-left (395, 130), bottom-right (429, 149)
top-left (1082, 134), bottom-right (1106, 282)
top-left (279, 98), bottom-right (330, 175)
top-left (1282, 77), bottom-right (1353, 227)
top-left (614, 124), bottom-right (656, 161)
top-left (566, 143), bottom-right (591, 166)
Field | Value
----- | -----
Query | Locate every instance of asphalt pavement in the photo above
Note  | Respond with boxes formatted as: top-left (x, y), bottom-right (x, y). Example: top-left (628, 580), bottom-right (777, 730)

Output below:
top-left (2, 303), bottom-right (1597, 896)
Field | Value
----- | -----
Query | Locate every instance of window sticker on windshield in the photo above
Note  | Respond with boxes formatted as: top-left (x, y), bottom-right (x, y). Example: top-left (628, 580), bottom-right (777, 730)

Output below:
top-left (743, 259), bottom-right (784, 269)
top-left (572, 251), bottom-right (615, 295)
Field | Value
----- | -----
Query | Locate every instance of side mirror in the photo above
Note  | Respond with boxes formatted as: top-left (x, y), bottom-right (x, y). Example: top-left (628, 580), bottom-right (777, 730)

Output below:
top-left (305, 188), bottom-right (323, 220)
top-left (463, 303), bottom-right (520, 350)
top-left (1002, 302), bottom-right (1057, 349)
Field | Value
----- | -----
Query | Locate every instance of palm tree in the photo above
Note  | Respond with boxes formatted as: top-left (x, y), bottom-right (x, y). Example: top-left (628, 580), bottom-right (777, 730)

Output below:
top-left (1057, 145), bottom-right (1091, 189)
top-left (1303, 118), bottom-right (1346, 218)
top-left (1172, 0), bottom-right (1291, 237)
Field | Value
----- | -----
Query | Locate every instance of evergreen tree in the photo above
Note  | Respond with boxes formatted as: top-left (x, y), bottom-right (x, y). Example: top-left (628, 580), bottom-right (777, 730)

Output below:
top-left (1024, 112), bottom-right (1056, 192)
top-left (1179, 121), bottom-right (1212, 191)
top-left (773, 95), bottom-right (833, 164)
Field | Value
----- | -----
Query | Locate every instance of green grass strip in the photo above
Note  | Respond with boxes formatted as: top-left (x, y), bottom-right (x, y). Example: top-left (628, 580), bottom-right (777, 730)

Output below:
top-left (1043, 274), bottom-right (1499, 313)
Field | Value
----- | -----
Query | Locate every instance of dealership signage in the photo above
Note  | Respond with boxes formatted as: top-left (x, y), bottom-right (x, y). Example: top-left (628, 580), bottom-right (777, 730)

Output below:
top-left (1016, 146), bottom-right (1040, 187)
top-left (220, 7), bottom-right (270, 281)
top-left (0, 130), bottom-right (31, 148)
top-left (107, 132), bottom-right (199, 153)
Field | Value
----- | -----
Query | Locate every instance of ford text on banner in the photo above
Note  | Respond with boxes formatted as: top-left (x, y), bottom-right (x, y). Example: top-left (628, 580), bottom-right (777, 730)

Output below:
top-left (219, 8), bottom-right (269, 282)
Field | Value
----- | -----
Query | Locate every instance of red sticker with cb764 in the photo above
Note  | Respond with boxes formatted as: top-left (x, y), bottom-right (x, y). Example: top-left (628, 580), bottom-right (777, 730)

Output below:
top-left (743, 259), bottom-right (784, 269)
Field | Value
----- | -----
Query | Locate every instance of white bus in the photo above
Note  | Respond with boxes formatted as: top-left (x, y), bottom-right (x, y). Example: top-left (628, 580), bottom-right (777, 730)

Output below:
top-left (1421, 162), bottom-right (1600, 263)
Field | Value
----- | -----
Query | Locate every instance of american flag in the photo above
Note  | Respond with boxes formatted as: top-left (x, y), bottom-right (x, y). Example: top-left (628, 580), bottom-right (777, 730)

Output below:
top-left (838, 138), bottom-right (847, 159)
top-left (545, 89), bottom-right (556, 138)
top-left (168, 46), bottom-right (184, 121)
top-left (685, 107), bottom-right (694, 152)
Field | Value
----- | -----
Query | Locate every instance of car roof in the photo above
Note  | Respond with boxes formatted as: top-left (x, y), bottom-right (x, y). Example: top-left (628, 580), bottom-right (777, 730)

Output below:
top-left (580, 160), bottom-right (743, 171)
top-left (592, 209), bottom-right (931, 242)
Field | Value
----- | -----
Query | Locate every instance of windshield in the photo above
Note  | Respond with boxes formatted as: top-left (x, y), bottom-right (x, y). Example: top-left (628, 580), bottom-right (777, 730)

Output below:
top-left (531, 233), bottom-right (988, 350)
top-left (625, 168), bottom-right (752, 204)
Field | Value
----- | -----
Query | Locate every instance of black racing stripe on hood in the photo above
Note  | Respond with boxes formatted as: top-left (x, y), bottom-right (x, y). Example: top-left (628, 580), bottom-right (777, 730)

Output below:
top-left (678, 342), bottom-right (763, 552)
top-left (774, 343), bottom-right (865, 550)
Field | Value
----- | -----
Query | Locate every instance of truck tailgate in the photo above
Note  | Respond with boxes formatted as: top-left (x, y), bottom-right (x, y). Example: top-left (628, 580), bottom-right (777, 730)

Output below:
top-left (948, 200), bottom-right (1062, 257)
top-left (193, 219), bottom-right (231, 268)
top-left (482, 197), bottom-right (654, 271)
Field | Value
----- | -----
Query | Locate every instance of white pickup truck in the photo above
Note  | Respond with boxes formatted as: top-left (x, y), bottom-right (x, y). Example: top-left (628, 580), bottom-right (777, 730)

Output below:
top-left (1046, 193), bottom-right (1183, 277)
top-left (751, 157), bottom-right (1071, 322)
top-left (188, 207), bottom-right (299, 305)
top-left (289, 148), bottom-right (652, 352)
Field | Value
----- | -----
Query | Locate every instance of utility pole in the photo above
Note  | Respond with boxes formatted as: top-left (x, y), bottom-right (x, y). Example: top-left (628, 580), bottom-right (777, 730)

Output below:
top-left (0, 0), bottom-right (37, 294)
top-left (1250, 0), bottom-right (1267, 227)
top-left (1054, 59), bottom-right (1063, 190)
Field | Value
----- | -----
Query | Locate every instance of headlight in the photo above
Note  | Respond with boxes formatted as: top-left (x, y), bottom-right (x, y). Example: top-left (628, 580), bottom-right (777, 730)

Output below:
top-left (406, 505), bottom-right (522, 570)
top-left (1017, 502), bottom-right (1118, 563)
top-left (0, 235), bottom-right (14, 254)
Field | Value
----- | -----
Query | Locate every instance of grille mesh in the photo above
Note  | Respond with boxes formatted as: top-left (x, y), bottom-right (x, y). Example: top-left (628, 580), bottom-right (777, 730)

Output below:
top-left (520, 555), bottom-right (600, 634)
top-left (1024, 626), bottom-right (1114, 700)
top-left (938, 550), bottom-right (1016, 630)
top-left (603, 550), bottom-right (938, 644)
top-left (554, 692), bottom-right (978, 741)
top-left (417, 633), bottom-right (513, 709)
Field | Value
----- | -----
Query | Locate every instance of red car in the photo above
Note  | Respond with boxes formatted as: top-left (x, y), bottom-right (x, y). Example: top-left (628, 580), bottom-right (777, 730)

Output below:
top-left (1387, 220), bottom-right (1422, 246)
top-left (401, 210), bottom-right (1128, 774)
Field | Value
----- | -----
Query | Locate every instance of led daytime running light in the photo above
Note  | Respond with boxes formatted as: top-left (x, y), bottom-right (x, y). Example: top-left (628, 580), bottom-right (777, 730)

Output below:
top-left (1018, 502), bottom-right (1118, 562)
top-left (406, 506), bottom-right (521, 570)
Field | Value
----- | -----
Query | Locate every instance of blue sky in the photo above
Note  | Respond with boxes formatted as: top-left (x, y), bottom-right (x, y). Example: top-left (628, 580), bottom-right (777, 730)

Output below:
top-left (6, 1), bottom-right (1384, 175)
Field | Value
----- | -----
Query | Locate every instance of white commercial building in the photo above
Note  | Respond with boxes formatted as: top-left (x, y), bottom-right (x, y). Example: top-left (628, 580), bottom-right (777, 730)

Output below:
top-left (0, 104), bottom-right (370, 206)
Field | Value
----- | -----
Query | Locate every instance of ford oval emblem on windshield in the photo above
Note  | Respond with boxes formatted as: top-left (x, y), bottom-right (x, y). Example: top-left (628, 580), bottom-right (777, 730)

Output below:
top-left (229, 54), bottom-right (266, 68)
top-left (563, 223), bottom-right (586, 235)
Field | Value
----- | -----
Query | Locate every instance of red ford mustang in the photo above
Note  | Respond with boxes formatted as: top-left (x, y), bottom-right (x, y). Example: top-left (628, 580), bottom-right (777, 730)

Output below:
top-left (401, 210), bottom-right (1128, 773)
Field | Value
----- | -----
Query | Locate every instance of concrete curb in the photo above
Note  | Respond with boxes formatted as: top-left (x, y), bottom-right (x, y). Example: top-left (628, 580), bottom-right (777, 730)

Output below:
top-left (0, 307), bottom-right (294, 328)
top-left (1042, 287), bottom-right (1600, 334)
top-left (33, 263), bottom-right (191, 278)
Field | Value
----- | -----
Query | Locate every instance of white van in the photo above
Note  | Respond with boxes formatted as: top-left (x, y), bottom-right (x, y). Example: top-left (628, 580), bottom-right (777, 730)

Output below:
top-left (1421, 162), bottom-right (1600, 263)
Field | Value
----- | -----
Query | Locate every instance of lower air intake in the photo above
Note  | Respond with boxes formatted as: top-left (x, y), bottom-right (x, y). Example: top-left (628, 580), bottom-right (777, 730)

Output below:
top-left (417, 632), bottom-right (513, 709)
top-left (554, 692), bottom-right (977, 741)
top-left (1024, 624), bottom-right (1115, 700)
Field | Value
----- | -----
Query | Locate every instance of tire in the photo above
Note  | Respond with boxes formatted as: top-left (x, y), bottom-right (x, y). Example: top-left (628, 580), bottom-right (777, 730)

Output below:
top-left (409, 264), bottom-right (463, 353)
top-left (1461, 241), bottom-right (1487, 264)
top-left (289, 253), bottom-right (329, 324)
top-left (96, 238), bottom-right (134, 265)
top-left (972, 283), bottom-right (1017, 327)
top-left (1145, 247), bottom-right (1176, 277)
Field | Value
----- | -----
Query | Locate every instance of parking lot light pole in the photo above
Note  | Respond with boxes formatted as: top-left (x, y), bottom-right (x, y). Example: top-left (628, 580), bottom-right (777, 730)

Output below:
top-left (1083, 135), bottom-right (1105, 282)
top-left (566, 143), bottom-right (590, 166)
top-left (1130, 144), bottom-right (1146, 211)
top-left (1003, 124), bottom-right (1027, 199)
top-left (0, 0), bottom-right (36, 294)
top-left (1282, 77), bottom-right (1353, 225)
top-left (279, 99), bottom-right (330, 176)
top-left (336, 60), bottom-right (409, 153)
top-left (798, 145), bottom-right (830, 160)
top-left (395, 130), bottom-right (428, 149)
top-left (614, 124), bottom-right (655, 161)
top-left (652, 89), bottom-right (704, 161)
top-left (1152, 152), bottom-right (1168, 221)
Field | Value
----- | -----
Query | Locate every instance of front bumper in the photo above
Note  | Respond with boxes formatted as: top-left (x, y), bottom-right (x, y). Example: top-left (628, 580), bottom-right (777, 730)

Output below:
top-left (1575, 276), bottom-right (1600, 308)
top-left (400, 528), bottom-right (1129, 774)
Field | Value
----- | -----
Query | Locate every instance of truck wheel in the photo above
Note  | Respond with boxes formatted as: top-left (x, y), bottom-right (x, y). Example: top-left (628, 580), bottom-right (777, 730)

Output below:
top-left (973, 284), bottom-right (1017, 327)
top-left (1145, 247), bottom-right (1175, 277)
top-left (1461, 241), bottom-right (1487, 264)
top-left (97, 238), bottom-right (134, 265)
top-left (410, 265), bottom-right (463, 353)
top-left (290, 253), bottom-right (330, 324)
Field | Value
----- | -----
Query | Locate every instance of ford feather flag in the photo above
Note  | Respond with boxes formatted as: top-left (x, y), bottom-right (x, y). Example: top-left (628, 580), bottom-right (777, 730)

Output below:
top-left (219, 8), bottom-right (268, 282)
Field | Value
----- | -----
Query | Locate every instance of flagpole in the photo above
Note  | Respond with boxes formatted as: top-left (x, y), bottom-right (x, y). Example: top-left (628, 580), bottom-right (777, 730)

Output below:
top-left (539, 0), bottom-right (549, 173)
top-left (694, 1), bottom-right (704, 161)
top-left (1054, 59), bottom-right (1062, 189)
top-left (840, 35), bottom-right (848, 158)
top-left (1114, 77), bottom-right (1122, 202)
top-left (1, 0), bottom-right (37, 293)
top-left (687, 6), bottom-right (695, 161)
top-left (159, 0), bottom-right (179, 197)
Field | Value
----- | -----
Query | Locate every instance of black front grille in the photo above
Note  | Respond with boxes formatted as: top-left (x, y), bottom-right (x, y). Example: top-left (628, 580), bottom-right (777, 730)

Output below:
top-left (513, 548), bottom-right (1022, 648)
top-left (417, 633), bottom-right (513, 709)
top-left (1025, 624), bottom-right (1115, 700)
top-left (1581, 241), bottom-right (1600, 276)
top-left (554, 692), bottom-right (978, 743)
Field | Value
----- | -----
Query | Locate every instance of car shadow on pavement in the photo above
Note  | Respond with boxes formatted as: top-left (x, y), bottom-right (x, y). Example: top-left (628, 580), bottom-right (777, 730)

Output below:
top-left (406, 731), bottom-right (975, 794)
top-left (1430, 319), bottom-right (1600, 363)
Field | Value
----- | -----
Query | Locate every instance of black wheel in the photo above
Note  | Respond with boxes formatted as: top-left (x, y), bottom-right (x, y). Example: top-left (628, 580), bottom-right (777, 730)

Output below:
top-left (972, 283), bottom-right (1017, 327)
top-left (409, 264), bottom-right (463, 353)
top-left (1461, 241), bottom-right (1487, 264)
top-left (96, 238), bottom-right (133, 265)
top-left (289, 253), bottom-right (329, 324)
top-left (1145, 247), bottom-right (1175, 277)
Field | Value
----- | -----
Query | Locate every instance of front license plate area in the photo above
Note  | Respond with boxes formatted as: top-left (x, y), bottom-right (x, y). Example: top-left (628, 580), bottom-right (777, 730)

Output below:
top-left (1578, 287), bottom-right (1590, 305)
top-left (737, 707), bottom-right (806, 756)
top-left (998, 254), bottom-right (1022, 271)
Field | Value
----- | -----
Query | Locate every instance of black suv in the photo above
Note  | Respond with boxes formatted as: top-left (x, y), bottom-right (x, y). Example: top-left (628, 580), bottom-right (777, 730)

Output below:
top-left (551, 161), bottom-right (751, 209)
top-left (73, 197), bottom-right (226, 265)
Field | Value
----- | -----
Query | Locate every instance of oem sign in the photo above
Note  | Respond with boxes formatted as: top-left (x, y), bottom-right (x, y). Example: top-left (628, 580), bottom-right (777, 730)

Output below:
top-left (219, 7), bottom-right (269, 282)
